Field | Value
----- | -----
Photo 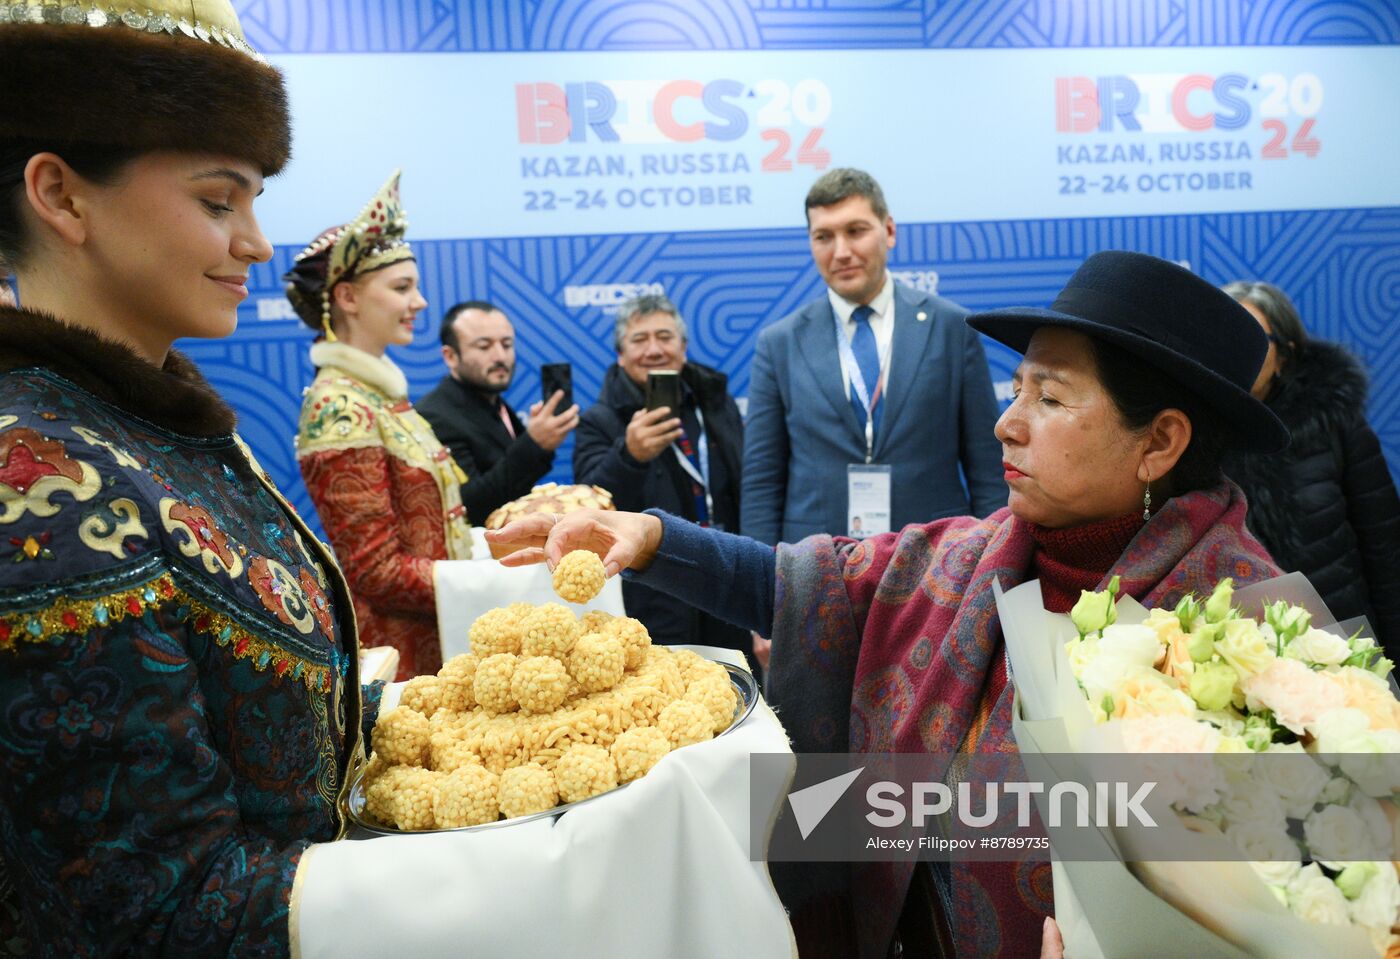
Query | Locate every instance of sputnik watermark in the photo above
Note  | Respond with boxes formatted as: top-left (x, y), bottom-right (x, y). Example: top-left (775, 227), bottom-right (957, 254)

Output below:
top-left (864, 779), bottom-right (1158, 829)
top-left (787, 767), bottom-right (863, 840)
top-left (751, 751), bottom-right (1400, 863)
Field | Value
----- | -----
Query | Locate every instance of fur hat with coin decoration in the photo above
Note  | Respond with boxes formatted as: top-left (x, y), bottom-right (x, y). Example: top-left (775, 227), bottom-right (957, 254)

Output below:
top-left (0, 1), bottom-right (291, 177)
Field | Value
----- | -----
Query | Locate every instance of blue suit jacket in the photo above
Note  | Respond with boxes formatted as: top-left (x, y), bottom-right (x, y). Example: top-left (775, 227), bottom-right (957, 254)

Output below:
top-left (740, 282), bottom-right (1007, 544)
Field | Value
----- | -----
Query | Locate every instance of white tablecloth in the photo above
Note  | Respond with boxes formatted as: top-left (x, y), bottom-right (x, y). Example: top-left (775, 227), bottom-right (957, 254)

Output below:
top-left (433, 528), bottom-right (626, 660)
top-left (293, 646), bottom-right (797, 958)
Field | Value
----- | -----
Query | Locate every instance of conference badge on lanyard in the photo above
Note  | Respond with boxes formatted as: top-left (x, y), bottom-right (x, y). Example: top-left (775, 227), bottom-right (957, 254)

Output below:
top-left (846, 463), bottom-right (891, 538)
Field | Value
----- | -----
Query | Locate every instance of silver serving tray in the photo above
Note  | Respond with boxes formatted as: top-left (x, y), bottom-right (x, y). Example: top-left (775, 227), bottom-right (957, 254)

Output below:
top-left (347, 661), bottom-right (759, 835)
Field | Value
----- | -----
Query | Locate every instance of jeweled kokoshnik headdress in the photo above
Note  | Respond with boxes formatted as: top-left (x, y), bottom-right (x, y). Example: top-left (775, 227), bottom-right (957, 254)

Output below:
top-left (284, 171), bottom-right (415, 340)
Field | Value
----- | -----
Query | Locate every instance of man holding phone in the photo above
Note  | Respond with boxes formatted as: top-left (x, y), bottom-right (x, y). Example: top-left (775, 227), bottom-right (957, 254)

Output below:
top-left (418, 300), bottom-right (579, 524)
top-left (574, 294), bottom-right (753, 668)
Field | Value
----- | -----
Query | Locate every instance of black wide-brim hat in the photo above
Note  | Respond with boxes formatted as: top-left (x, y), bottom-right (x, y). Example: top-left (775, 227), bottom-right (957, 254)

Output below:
top-left (967, 251), bottom-right (1290, 453)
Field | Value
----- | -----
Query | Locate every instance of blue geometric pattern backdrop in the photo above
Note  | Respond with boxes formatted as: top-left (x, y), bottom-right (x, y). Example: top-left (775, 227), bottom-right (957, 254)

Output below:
top-left (188, 1), bottom-right (1400, 541)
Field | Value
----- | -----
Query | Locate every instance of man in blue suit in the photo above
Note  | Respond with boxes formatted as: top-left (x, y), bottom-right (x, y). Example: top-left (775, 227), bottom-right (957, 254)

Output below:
top-left (741, 168), bottom-right (1007, 545)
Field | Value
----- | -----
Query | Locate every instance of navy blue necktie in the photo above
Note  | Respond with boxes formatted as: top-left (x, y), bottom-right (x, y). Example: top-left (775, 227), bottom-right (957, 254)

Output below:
top-left (849, 304), bottom-right (882, 436)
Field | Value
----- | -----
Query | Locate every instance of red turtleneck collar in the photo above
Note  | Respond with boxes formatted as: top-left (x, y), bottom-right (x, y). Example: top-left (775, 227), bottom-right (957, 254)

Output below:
top-left (1028, 510), bottom-right (1145, 613)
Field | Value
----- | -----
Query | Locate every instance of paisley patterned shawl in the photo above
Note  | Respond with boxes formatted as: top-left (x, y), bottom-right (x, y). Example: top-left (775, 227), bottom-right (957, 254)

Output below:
top-left (767, 481), bottom-right (1279, 959)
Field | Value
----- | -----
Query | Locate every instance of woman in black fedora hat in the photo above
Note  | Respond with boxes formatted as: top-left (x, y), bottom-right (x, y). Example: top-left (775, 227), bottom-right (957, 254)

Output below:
top-left (487, 250), bottom-right (1289, 959)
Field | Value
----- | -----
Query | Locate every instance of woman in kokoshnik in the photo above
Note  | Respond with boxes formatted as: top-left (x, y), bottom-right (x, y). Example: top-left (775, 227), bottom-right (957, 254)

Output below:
top-left (286, 172), bottom-right (473, 682)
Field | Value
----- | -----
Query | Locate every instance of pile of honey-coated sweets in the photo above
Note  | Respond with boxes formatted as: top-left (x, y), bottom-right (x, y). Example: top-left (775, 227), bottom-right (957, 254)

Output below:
top-left (360, 553), bottom-right (738, 830)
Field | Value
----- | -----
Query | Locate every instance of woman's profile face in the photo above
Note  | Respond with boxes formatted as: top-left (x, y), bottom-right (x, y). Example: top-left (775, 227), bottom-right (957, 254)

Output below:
top-left (995, 327), bottom-right (1151, 529)
top-left (1239, 301), bottom-right (1282, 400)
top-left (81, 152), bottom-right (271, 349)
top-left (342, 260), bottom-right (426, 353)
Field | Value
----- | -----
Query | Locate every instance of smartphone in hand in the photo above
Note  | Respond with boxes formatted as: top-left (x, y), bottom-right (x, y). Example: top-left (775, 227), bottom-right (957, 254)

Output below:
top-left (645, 370), bottom-right (682, 413)
top-left (540, 363), bottom-right (572, 410)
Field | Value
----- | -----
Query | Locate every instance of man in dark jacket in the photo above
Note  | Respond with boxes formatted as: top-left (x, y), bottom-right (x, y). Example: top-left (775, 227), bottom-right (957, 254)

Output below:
top-left (418, 300), bottom-right (579, 525)
top-left (574, 294), bottom-right (752, 666)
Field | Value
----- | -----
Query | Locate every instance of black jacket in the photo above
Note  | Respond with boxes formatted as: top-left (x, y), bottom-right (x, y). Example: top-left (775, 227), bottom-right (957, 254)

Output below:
top-left (574, 362), bottom-right (749, 657)
top-left (416, 376), bottom-right (554, 525)
top-left (1223, 340), bottom-right (1400, 659)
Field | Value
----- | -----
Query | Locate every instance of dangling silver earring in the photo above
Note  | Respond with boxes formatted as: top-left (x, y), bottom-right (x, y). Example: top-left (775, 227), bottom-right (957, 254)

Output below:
top-left (1142, 482), bottom-right (1151, 521)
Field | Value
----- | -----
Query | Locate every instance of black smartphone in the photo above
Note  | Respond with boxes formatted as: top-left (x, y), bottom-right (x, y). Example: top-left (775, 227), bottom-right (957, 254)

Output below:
top-left (540, 363), bottom-right (572, 410)
top-left (645, 369), bottom-right (682, 413)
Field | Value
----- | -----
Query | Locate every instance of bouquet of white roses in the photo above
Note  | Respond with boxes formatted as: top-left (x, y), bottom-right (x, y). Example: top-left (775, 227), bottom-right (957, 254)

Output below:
top-left (1001, 572), bottom-right (1400, 958)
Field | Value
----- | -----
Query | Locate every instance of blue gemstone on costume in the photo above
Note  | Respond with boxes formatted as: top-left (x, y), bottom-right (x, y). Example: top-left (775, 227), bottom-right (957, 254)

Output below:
top-left (219, 625), bottom-right (233, 641)
top-left (142, 588), bottom-right (156, 603)
top-left (27, 619), bottom-right (42, 636)
top-left (94, 606), bottom-right (109, 625)
top-left (257, 651), bottom-right (271, 668)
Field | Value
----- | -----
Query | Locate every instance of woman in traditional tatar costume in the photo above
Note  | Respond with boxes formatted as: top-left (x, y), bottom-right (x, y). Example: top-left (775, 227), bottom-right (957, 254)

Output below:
top-left (488, 251), bottom-right (1291, 958)
top-left (0, 2), bottom-right (375, 953)
top-left (286, 176), bottom-right (471, 680)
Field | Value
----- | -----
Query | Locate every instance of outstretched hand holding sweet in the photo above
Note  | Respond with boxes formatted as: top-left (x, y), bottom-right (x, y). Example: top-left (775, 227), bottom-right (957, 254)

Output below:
top-left (485, 508), bottom-right (664, 579)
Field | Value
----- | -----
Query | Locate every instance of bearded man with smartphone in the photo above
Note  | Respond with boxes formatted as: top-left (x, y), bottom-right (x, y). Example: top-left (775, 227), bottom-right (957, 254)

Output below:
top-left (418, 300), bottom-right (580, 523)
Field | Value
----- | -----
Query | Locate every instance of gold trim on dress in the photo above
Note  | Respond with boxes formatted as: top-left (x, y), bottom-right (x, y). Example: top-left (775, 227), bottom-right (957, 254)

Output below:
top-left (0, 570), bottom-right (334, 693)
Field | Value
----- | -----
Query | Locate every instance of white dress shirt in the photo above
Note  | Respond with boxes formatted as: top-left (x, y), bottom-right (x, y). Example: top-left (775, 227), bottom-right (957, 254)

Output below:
top-left (828, 271), bottom-right (895, 400)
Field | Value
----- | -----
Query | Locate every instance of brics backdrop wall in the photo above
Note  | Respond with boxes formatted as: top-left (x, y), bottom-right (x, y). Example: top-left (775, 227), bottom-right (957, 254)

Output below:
top-left (196, 1), bottom-right (1400, 541)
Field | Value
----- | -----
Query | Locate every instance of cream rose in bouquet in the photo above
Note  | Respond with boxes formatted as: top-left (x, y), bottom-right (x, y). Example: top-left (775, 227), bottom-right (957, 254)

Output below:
top-left (1056, 575), bottom-right (1400, 956)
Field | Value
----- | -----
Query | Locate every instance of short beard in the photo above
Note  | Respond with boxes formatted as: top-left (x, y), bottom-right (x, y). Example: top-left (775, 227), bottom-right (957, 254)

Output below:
top-left (459, 363), bottom-right (512, 394)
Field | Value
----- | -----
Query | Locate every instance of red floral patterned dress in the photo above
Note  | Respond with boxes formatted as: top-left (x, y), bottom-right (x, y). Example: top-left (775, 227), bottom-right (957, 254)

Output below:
top-left (296, 341), bottom-right (472, 679)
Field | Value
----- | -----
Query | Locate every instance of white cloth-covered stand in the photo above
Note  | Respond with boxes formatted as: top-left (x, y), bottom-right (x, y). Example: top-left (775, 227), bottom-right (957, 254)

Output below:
top-left (433, 528), bottom-right (626, 660)
top-left (292, 647), bottom-right (797, 958)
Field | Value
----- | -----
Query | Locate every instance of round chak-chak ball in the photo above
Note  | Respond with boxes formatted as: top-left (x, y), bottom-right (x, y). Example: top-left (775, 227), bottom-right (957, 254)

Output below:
top-left (433, 762), bottom-right (500, 828)
top-left (568, 631), bottom-right (627, 693)
top-left (658, 699), bottom-right (714, 748)
top-left (468, 606), bottom-right (525, 657)
top-left (398, 675), bottom-right (445, 717)
top-left (610, 726), bottom-right (671, 783)
top-left (685, 674), bottom-right (739, 735)
top-left (372, 707), bottom-right (431, 767)
top-left (499, 763), bottom-right (560, 819)
top-left (473, 653), bottom-right (519, 714)
top-left (553, 549), bottom-right (607, 604)
top-left (579, 609), bottom-right (614, 633)
top-left (602, 616), bottom-right (651, 671)
top-left (554, 743), bottom-right (619, 803)
top-left (520, 602), bottom-right (581, 659)
top-left (366, 765), bottom-right (439, 831)
top-left (511, 655), bottom-right (571, 714)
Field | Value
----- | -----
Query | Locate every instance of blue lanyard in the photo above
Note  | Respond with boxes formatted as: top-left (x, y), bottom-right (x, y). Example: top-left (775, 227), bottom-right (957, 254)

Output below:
top-left (833, 311), bottom-right (890, 462)
top-left (670, 407), bottom-right (712, 520)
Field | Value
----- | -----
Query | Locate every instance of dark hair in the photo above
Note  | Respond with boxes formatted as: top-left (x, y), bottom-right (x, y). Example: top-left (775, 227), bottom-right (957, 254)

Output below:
top-left (804, 167), bottom-right (889, 224)
top-left (0, 140), bottom-right (142, 272)
top-left (1087, 337), bottom-right (1229, 497)
top-left (1221, 280), bottom-right (1307, 367)
top-left (440, 299), bottom-right (502, 350)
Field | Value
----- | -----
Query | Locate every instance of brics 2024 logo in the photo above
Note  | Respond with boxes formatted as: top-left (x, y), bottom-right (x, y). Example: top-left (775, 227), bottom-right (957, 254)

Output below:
top-left (1055, 73), bottom-right (1323, 159)
top-left (516, 79), bottom-right (831, 172)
